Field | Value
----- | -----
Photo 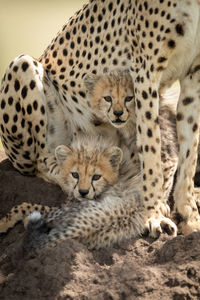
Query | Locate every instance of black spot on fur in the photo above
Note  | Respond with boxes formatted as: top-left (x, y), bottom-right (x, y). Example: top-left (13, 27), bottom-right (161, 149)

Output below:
top-left (14, 80), bottom-right (20, 92)
top-left (30, 80), bottom-right (36, 90)
top-left (193, 123), bottom-right (198, 132)
top-left (168, 39), bottom-right (176, 48)
top-left (182, 97), bottom-right (194, 105)
top-left (147, 128), bottom-right (153, 137)
top-left (175, 24), bottom-right (184, 36)
top-left (3, 113), bottom-right (9, 124)
top-left (158, 57), bottom-right (167, 63)
top-left (21, 86), bottom-right (28, 99)
top-left (142, 90), bottom-right (148, 99)
top-left (21, 62), bottom-right (29, 72)
top-left (177, 113), bottom-right (184, 121)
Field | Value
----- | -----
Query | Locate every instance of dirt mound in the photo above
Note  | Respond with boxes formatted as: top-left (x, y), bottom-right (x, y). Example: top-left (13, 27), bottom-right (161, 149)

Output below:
top-left (0, 154), bottom-right (200, 300)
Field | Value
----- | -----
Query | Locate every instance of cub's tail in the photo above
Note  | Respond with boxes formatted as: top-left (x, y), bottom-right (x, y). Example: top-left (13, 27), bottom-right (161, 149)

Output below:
top-left (23, 211), bottom-right (53, 252)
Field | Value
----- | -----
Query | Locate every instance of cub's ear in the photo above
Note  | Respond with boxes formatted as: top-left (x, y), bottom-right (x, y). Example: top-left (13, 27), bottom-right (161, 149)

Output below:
top-left (104, 146), bottom-right (123, 169)
top-left (55, 145), bottom-right (72, 163)
top-left (84, 74), bottom-right (100, 92)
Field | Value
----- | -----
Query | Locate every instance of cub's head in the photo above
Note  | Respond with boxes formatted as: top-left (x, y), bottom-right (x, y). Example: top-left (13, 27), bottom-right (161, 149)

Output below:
top-left (55, 143), bottom-right (123, 200)
top-left (84, 70), bottom-right (135, 128)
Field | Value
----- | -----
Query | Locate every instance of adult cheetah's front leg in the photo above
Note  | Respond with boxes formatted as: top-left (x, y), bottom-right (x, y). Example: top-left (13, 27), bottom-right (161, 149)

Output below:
top-left (174, 57), bottom-right (200, 234)
top-left (134, 67), bottom-right (177, 238)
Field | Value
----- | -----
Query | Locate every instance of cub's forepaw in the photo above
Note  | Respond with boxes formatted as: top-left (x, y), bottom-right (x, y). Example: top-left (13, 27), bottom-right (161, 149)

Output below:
top-left (0, 217), bottom-right (10, 234)
top-left (143, 215), bottom-right (177, 238)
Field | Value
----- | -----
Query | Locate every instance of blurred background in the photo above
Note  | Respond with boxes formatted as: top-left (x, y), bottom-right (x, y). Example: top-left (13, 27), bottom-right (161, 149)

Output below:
top-left (0, 0), bottom-right (86, 149)
top-left (0, 0), bottom-right (86, 79)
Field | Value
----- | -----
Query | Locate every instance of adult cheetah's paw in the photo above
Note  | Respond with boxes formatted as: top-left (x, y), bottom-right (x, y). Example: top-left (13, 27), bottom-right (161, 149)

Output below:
top-left (174, 189), bottom-right (200, 235)
top-left (143, 214), bottom-right (177, 238)
top-left (178, 216), bottom-right (200, 236)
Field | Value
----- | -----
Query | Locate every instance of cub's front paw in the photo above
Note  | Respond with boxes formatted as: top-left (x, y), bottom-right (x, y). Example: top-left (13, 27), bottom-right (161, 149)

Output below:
top-left (0, 216), bottom-right (10, 233)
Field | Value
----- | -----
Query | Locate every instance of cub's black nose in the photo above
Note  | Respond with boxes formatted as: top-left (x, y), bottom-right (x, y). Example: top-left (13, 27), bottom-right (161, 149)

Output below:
top-left (79, 189), bottom-right (89, 197)
top-left (113, 110), bottom-right (123, 117)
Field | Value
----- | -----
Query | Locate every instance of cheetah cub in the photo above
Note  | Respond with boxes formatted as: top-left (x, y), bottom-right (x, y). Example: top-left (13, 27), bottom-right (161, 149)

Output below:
top-left (55, 136), bottom-right (123, 200)
top-left (84, 69), bottom-right (178, 139)
top-left (84, 69), bottom-right (135, 138)
top-left (0, 136), bottom-right (123, 233)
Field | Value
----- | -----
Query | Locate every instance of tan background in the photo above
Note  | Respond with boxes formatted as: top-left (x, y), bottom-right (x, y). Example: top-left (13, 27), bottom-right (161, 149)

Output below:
top-left (0, 0), bottom-right (86, 79)
top-left (0, 0), bottom-right (86, 148)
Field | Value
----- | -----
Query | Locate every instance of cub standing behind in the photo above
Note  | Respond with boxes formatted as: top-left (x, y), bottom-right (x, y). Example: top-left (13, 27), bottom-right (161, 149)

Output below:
top-left (84, 69), bottom-right (178, 203)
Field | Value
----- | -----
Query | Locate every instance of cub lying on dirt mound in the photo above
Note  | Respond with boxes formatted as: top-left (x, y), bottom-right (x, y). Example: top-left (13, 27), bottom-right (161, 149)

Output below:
top-left (24, 108), bottom-right (178, 251)
top-left (0, 136), bottom-right (125, 233)
top-left (23, 135), bottom-right (145, 250)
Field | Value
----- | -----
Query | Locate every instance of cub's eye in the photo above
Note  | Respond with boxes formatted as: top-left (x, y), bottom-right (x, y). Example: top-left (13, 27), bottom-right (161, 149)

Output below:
top-left (125, 96), bottom-right (134, 102)
top-left (92, 174), bottom-right (102, 181)
top-left (71, 172), bottom-right (79, 179)
top-left (104, 96), bottom-right (112, 103)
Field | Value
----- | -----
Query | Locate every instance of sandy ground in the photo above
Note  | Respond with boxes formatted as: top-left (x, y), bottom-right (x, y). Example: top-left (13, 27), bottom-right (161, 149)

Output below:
top-left (0, 153), bottom-right (200, 299)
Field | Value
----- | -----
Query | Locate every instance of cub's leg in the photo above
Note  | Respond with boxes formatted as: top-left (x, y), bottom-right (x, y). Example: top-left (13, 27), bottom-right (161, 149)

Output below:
top-left (174, 57), bottom-right (200, 234)
top-left (0, 202), bottom-right (54, 233)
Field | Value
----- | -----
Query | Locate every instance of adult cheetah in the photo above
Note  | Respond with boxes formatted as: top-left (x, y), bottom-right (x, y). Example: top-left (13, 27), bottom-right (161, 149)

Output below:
top-left (0, 0), bottom-right (200, 238)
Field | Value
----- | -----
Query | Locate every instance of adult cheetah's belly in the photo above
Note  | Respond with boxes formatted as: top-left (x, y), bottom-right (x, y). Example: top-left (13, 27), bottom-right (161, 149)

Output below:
top-left (160, 3), bottom-right (200, 88)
